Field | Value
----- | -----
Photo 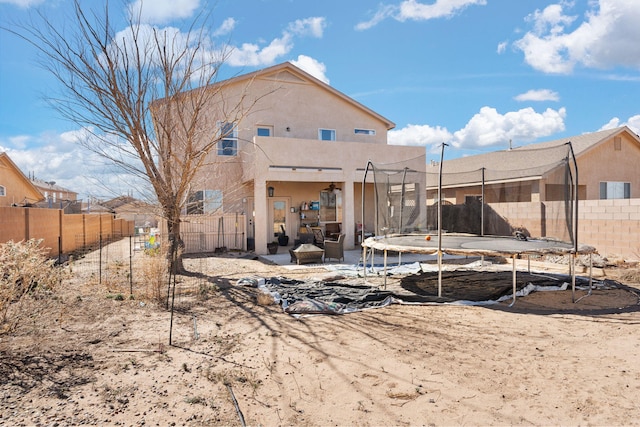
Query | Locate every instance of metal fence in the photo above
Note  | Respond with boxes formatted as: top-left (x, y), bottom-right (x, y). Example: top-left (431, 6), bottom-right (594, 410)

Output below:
top-left (67, 233), bottom-right (224, 305)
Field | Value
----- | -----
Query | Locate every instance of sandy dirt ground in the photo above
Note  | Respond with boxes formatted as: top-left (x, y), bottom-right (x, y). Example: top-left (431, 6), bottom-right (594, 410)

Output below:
top-left (1, 251), bottom-right (640, 426)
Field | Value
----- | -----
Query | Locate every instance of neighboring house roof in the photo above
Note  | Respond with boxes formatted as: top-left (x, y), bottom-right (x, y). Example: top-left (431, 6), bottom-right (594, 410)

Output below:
top-left (30, 178), bottom-right (78, 197)
top-left (96, 195), bottom-right (157, 213)
top-left (193, 61), bottom-right (396, 131)
top-left (427, 126), bottom-right (640, 187)
top-left (0, 152), bottom-right (44, 204)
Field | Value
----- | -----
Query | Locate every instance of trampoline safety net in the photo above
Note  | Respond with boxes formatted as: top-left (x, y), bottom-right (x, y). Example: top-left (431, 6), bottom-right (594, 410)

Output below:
top-left (364, 142), bottom-right (579, 248)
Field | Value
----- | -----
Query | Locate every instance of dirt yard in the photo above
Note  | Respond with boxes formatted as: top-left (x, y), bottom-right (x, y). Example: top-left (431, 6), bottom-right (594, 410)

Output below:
top-left (1, 251), bottom-right (639, 426)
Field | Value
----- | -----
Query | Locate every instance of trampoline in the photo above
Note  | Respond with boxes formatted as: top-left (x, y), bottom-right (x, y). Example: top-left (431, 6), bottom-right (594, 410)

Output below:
top-left (362, 233), bottom-right (596, 305)
top-left (360, 142), bottom-right (597, 305)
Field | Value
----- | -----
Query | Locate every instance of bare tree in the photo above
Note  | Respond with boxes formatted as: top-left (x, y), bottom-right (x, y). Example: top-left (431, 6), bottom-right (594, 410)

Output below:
top-left (7, 1), bottom-right (254, 272)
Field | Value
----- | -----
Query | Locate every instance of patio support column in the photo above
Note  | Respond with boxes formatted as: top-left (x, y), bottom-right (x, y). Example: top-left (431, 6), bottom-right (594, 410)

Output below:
top-left (343, 180), bottom-right (355, 249)
top-left (254, 180), bottom-right (269, 255)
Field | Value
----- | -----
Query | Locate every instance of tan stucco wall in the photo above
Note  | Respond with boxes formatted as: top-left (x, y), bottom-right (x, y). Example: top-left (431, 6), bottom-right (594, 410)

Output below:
top-left (576, 133), bottom-right (640, 199)
top-left (0, 155), bottom-right (43, 207)
top-left (187, 66), bottom-right (425, 254)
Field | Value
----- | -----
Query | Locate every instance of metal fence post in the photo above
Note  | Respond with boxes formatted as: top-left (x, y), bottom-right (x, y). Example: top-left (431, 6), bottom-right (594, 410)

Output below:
top-left (129, 235), bottom-right (133, 295)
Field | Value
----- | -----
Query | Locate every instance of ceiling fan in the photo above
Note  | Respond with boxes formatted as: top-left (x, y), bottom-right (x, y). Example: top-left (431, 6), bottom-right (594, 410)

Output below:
top-left (324, 182), bottom-right (342, 192)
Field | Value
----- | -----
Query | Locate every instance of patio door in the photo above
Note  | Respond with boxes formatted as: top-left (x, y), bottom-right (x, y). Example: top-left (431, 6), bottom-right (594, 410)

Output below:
top-left (268, 198), bottom-right (289, 243)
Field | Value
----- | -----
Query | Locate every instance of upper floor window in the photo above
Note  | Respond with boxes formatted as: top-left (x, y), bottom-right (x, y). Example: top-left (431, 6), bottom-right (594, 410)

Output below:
top-left (0, 185), bottom-right (5, 196)
top-left (217, 122), bottom-right (238, 156)
top-left (354, 128), bottom-right (376, 135)
top-left (600, 181), bottom-right (630, 199)
top-left (256, 126), bottom-right (272, 137)
top-left (319, 129), bottom-right (336, 141)
top-left (186, 189), bottom-right (223, 215)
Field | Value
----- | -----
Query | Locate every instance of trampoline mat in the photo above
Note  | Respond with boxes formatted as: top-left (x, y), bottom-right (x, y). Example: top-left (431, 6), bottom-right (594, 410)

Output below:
top-left (363, 234), bottom-right (593, 256)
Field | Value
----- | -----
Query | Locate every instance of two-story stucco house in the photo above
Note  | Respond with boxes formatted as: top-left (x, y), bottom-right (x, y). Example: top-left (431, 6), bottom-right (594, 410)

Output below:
top-left (163, 62), bottom-right (426, 254)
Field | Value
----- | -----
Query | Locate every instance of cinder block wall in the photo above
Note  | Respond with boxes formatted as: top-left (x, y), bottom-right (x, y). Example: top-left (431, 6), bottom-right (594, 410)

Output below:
top-left (490, 199), bottom-right (640, 260)
top-left (578, 199), bottom-right (640, 260)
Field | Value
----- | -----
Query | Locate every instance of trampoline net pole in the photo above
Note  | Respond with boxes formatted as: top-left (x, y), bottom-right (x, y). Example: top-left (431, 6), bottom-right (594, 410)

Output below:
top-left (437, 143), bottom-right (447, 297)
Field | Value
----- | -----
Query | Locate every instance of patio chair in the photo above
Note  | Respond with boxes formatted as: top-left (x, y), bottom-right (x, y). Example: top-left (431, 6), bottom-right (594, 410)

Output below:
top-left (324, 222), bottom-right (341, 240)
top-left (310, 227), bottom-right (326, 248)
top-left (323, 233), bottom-right (345, 262)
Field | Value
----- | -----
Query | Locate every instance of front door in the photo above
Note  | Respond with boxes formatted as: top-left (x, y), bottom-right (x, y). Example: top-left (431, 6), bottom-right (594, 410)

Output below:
top-left (268, 198), bottom-right (289, 243)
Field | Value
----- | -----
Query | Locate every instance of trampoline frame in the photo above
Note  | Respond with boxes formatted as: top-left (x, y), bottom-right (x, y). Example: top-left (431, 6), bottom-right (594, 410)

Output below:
top-left (360, 142), bottom-right (596, 306)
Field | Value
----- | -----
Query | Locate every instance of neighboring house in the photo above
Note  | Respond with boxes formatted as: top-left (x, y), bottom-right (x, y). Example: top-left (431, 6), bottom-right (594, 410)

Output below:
top-left (423, 126), bottom-right (640, 258)
top-left (98, 195), bottom-right (158, 229)
top-left (0, 152), bottom-right (44, 207)
top-left (157, 62), bottom-right (426, 254)
top-left (426, 126), bottom-right (640, 203)
top-left (31, 179), bottom-right (81, 213)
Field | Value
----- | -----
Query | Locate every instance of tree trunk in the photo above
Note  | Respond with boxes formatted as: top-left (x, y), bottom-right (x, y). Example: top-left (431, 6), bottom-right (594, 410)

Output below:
top-left (166, 218), bottom-right (185, 274)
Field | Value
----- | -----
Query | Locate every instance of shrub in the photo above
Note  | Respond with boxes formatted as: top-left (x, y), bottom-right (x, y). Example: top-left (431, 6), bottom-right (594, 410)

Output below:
top-left (0, 239), bottom-right (68, 334)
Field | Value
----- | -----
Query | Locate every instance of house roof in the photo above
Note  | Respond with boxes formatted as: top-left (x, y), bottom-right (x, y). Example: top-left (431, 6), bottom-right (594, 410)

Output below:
top-left (30, 178), bottom-right (78, 196)
top-left (0, 152), bottom-right (44, 203)
top-left (202, 62), bottom-right (396, 131)
top-left (426, 126), bottom-right (640, 187)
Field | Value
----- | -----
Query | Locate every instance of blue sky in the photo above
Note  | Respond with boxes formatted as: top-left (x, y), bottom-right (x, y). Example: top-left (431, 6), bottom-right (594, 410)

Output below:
top-left (1, 0), bottom-right (639, 200)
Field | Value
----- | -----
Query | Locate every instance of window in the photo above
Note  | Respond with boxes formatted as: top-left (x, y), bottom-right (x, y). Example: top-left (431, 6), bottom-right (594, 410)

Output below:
top-left (256, 126), bottom-right (272, 137)
top-left (600, 181), bottom-right (630, 199)
top-left (614, 137), bottom-right (622, 151)
top-left (217, 122), bottom-right (238, 156)
top-left (354, 128), bottom-right (376, 135)
top-left (318, 129), bottom-right (336, 141)
top-left (0, 185), bottom-right (5, 196)
top-left (320, 190), bottom-right (342, 222)
top-left (186, 189), bottom-right (223, 214)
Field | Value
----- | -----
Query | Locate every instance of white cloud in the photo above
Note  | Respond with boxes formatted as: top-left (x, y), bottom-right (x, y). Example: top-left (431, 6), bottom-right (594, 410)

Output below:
top-left (227, 17), bottom-right (325, 67)
top-left (599, 115), bottom-right (640, 135)
top-left (1, 128), bottom-right (150, 201)
top-left (356, 5), bottom-right (398, 31)
top-left (452, 106), bottom-right (566, 148)
top-left (514, 0), bottom-right (640, 74)
top-left (390, 106), bottom-right (567, 151)
top-left (356, 0), bottom-right (485, 29)
top-left (496, 41), bottom-right (508, 54)
top-left (127, 0), bottom-right (200, 25)
top-left (290, 55), bottom-right (329, 84)
top-left (287, 17), bottom-right (326, 38)
top-left (398, 0), bottom-right (487, 21)
top-left (514, 89), bottom-right (560, 102)
top-left (388, 124), bottom-right (453, 147)
top-left (213, 18), bottom-right (236, 37)
top-left (0, 0), bottom-right (44, 7)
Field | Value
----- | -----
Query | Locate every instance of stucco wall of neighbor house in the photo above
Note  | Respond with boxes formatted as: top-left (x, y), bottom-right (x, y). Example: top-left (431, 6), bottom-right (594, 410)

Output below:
top-left (577, 133), bottom-right (640, 200)
top-left (0, 157), bottom-right (42, 207)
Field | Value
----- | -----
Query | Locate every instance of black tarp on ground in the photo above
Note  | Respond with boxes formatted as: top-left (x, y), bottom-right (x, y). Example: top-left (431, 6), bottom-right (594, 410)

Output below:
top-left (251, 271), bottom-right (615, 315)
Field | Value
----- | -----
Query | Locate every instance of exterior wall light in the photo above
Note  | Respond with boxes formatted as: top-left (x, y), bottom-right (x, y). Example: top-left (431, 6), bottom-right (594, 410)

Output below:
top-left (268, 186), bottom-right (274, 197)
